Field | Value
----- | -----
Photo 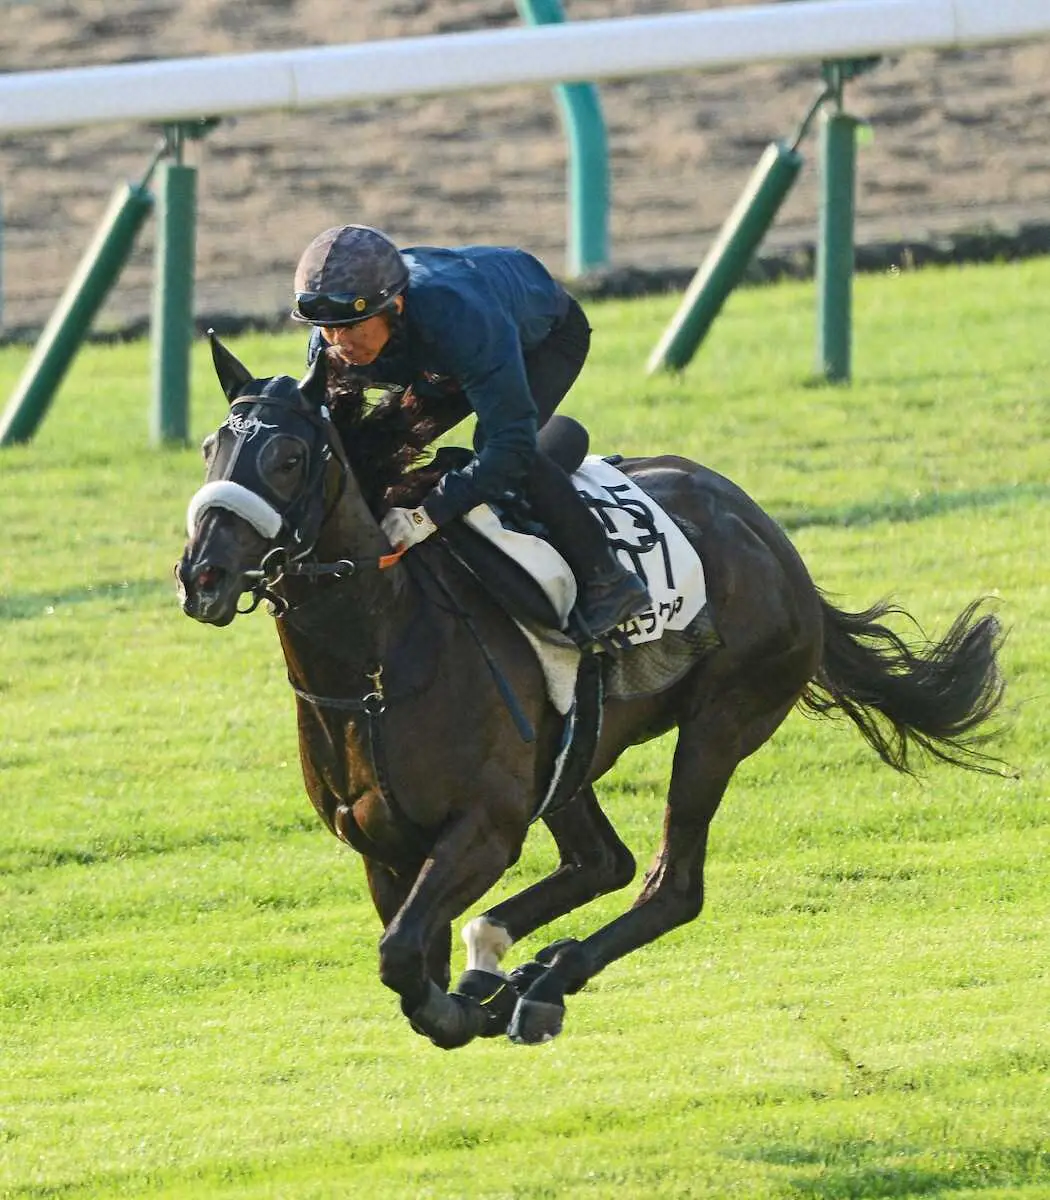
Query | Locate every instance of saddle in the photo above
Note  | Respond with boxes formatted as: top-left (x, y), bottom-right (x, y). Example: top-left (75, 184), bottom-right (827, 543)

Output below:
top-left (436, 417), bottom-right (707, 650)
top-left (426, 418), bottom-right (718, 819)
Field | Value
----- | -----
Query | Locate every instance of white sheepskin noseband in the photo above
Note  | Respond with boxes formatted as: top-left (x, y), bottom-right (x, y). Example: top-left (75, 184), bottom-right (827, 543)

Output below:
top-left (186, 480), bottom-right (283, 539)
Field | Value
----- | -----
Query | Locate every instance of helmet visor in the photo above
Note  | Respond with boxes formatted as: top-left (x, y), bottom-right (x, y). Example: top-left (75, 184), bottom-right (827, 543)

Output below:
top-left (292, 290), bottom-right (399, 327)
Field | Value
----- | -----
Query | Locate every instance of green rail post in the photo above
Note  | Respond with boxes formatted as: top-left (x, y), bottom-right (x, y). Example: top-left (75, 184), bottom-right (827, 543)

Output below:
top-left (0, 180), bottom-right (154, 447)
top-left (816, 64), bottom-right (859, 384)
top-left (516, 0), bottom-right (609, 276)
top-left (150, 124), bottom-right (197, 446)
top-left (647, 140), bottom-right (803, 374)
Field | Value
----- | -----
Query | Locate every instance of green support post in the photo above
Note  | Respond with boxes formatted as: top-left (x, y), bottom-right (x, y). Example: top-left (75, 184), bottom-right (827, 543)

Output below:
top-left (816, 73), bottom-right (859, 383)
top-left (150, 143), bottom-right (197, 446)
top-left (647, 140), bottom-right (803, 374)
top-left (0, 181), bottom-right (153, 447)
top-left (815, 59), bottom-right (877, 383)
top-left (516, 0), bottom-right (609, 276)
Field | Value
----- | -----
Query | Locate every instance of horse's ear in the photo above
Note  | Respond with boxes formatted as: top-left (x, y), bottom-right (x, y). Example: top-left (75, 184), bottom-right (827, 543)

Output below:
top-left (208, 329), bottom-right (254, 404)
top-left (298, 350), bottom-right (328, 410)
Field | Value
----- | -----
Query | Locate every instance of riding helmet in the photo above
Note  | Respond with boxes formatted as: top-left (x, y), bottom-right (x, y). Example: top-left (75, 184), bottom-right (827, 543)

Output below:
top-left (291, 224), bottom-right (410, 326)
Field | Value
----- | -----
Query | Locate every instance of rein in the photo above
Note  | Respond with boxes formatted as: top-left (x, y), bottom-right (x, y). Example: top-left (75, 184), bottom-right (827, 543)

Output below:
top-left (237, 542), bottom-right (407, 615)
top-left (413, 552), bottom-right (537, 744)
top-left (272, 543), bottom-right (536, 744)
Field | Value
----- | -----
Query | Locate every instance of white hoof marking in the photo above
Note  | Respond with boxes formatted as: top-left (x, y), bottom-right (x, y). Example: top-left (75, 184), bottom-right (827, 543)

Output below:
top-left (462, 917), bottom-right (513, 975)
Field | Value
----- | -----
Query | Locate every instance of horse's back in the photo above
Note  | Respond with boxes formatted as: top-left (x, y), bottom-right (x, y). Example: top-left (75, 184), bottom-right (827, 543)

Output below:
top-left (618, 454), bottom-right (822, 668)
top-left (618, 454), bottom-right (801, 557)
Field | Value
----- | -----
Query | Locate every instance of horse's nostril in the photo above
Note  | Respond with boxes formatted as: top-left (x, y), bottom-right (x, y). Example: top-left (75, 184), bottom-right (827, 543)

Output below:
top-left (196, 565), bottom-right (223, 590)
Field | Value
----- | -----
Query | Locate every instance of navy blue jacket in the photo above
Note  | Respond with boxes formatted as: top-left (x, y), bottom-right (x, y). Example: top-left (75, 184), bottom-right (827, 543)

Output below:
top-left (307, 245), bottom-right (571, 525)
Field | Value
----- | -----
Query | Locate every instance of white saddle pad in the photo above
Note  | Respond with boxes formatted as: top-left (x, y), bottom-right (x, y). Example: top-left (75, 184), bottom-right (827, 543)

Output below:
top-left (462, 455), bottom-right (707, 647)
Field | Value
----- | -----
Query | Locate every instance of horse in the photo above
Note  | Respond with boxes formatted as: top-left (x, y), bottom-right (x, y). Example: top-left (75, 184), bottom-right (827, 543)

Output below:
top-left (176, 334), bottom-right (1005, 1049)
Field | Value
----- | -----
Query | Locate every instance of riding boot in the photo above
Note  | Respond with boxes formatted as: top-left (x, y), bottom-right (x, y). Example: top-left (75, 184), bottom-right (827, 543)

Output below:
top-left (525, 452), bottom-right (651, 638)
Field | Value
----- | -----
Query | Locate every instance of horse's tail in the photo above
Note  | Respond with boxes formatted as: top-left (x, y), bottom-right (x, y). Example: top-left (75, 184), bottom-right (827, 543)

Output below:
top-left (800, 595), bottom-right (1006, 774)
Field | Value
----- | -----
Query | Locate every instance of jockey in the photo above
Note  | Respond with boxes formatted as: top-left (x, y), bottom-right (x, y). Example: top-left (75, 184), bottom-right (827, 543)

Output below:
top-left (291, 223), bottom-right (651, 640)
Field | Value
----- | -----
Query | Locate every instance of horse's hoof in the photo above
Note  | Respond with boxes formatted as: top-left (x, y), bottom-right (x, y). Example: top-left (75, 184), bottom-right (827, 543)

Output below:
top-left (507, 996), bottom-right (565, 1045)
top-left (453, 968), bottom-right (506, 999)
top-left (506, 960), bottom-right (550, 992)
top-left (535, 937), bottom-right (578, 965)
top-left (405, 982), bottom-right (487, 1050)
top-left (451, 969), bottom-right (520, 1038)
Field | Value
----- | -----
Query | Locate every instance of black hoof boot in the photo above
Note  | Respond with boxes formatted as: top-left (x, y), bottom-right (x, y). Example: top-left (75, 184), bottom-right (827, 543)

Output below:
top-left (506, 960), bottom-right (551, 993)
top-left (508, 995), bottom-right (565, 1044)
top-left (403, 982), bottom-right (488, 1050)
top-left (579, 567), bottom-right (651, 639)
top-left (451, 969), bottom-right (521, 1038)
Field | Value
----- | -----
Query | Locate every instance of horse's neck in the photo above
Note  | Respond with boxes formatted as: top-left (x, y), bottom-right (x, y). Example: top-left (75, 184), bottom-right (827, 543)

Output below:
top-left (276, 465), bottom-right (418, 689)
top-left (320, 466), bottom-right (391, 578)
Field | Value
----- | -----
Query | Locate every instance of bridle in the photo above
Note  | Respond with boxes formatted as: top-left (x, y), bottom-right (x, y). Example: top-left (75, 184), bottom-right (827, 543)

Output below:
top-left (188, 393), bottom-right (405, 616)
top-left (237, 544), bottom-right (359, 616)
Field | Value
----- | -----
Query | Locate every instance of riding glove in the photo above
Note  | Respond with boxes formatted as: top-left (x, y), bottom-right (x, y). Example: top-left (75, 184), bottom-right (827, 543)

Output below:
top-left (380, 505), bottom-right (438, 551)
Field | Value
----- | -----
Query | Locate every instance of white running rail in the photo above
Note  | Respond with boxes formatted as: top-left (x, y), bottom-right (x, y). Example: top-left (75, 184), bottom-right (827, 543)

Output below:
top-left (0, 0), bottom-right (1047, 134)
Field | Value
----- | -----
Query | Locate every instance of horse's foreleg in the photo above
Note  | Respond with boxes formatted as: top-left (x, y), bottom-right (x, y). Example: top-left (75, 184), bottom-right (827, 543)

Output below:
top-left (364, 858), bottom-right (451, 992)
top-left (377, 805), bottom-right (522, 1050)
top-left (460, 785), bottom-right (636, 982)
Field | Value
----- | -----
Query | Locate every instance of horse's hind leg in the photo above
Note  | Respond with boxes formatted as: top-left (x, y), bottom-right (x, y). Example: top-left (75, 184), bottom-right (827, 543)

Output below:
top-left (459, 785), bottom-right (636, 981)
top-left (509, 698), bottom-right (795, 1044)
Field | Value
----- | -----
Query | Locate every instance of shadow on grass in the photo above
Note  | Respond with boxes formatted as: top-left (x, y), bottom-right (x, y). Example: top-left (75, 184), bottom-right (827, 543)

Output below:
top-left (0, 577), bottom-right (174, 621)
top-left (777, 482), bottom-right (1050, 532)
top-left (2, 808), bottom-right (321, 879)
top-left (739, 1140), bottom-right (1047, 1197)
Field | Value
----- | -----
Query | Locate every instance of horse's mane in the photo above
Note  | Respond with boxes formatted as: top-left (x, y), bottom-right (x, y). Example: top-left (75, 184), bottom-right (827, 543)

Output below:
top-left (322, 350), bottom-right (450, 512)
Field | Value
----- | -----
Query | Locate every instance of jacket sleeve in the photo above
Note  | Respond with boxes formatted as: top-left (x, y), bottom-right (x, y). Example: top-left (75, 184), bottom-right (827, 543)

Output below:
top-left (420, 289), bottom-right (538, 526)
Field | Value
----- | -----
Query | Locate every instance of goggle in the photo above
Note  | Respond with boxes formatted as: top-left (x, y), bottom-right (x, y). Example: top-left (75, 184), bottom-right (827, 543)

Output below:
top-left (292, 291), bottom-right (390, 326)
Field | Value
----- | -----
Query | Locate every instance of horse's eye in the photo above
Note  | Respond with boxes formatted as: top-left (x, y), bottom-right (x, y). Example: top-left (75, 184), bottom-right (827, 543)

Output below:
top-left (279, 454), bottom-right (302, 473)
top-left (201, 433), bottom-right (217, 462)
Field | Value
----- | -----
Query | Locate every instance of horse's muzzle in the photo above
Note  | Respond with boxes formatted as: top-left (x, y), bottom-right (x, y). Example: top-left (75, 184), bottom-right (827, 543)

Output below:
top-left (175, 554), bottom-right (238, 626)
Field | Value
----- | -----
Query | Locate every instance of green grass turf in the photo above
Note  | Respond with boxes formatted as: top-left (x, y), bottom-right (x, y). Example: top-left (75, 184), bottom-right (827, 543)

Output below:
top-left (0, 259), bottom-right (1047, 1198)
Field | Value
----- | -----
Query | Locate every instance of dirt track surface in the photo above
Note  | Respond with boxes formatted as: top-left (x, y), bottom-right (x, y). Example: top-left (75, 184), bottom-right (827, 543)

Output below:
top-left (1, 0), bottom-right (1049, 330)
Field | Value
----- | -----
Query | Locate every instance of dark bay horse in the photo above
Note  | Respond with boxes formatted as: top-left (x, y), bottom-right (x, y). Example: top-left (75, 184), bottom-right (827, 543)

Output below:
top-left (176, 336), bottom-right (1004, 1049)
